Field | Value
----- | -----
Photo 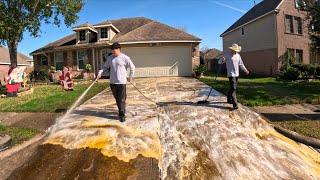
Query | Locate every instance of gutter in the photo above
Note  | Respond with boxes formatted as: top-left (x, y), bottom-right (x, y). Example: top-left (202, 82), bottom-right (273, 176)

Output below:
top-left (31, 40), bottom-right (202, 55)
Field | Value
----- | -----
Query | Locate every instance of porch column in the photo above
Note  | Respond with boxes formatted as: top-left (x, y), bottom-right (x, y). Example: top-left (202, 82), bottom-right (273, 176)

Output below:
top-left (92, 48), bottom-right (96, 78)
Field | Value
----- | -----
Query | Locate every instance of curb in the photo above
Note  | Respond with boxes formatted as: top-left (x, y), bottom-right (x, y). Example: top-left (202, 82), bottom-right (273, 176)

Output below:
top-left (0, 133), bottom-right (45, 161)
top-left (274, 125), bottom-right (320, 149)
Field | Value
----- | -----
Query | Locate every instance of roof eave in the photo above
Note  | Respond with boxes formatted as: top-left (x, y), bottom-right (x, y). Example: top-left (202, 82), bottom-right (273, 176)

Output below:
top-left (118, 40), bottom-right (201, 45)
top-left (94, 24), bottom-right (120, 33)
top-left (73, 26), bottom-right (98, 33)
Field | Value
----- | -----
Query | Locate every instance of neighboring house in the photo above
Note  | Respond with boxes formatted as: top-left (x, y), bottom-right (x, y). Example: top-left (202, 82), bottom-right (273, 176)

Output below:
top-left (31, 17), bottom-right (201, 77)
top-left (200, 48), bottom-right (223, 72)
top-left (221, 0), bottom-right (317, 76)
top-left (0, 45), bottom-right (33, 82)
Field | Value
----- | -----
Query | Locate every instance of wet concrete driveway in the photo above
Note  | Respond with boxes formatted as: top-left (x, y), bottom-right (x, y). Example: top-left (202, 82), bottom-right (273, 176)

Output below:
top-left (8, 77), bottom-right (320, 180)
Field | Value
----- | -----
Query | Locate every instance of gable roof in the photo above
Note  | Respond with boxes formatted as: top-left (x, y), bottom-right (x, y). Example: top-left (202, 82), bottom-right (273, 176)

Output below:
top-left (201, 48), bottom-right (222, 60)
top-left (113, 21), bottom-right (201, 43)
top-left (31, 17), bottom-right (201, 55)
top-left (221, 0), bottom-right (283, 36)
top-left (0, 46), bottom-right (32, 65)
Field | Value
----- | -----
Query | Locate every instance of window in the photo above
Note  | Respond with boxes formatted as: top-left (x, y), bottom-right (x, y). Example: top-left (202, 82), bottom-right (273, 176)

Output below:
top-left (285, 15), bottom-right (294, 33)
top-left (77, 50), bottom-right (88, 70)
top-left (287, 48), bottom-right (295, 57)
top-left (79, 30), bottom-right (86, 41)
top-left (287, 49), bottom-right (303, 63)
top-left (54, 52), bottom-right (64, 71)
top-left (40, 55), bottom-right (48, 66)
top-left (241, 27), bottom-right (244, 35)
top-left (100, 28), bottom-right (108, 39)
top-left (294, 17), bottom-right (303, 34)
top-left (296, 49), bottom-right (303, 63)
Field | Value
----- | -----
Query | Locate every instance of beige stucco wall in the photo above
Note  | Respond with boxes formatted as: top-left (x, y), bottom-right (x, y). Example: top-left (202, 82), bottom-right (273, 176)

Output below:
top-left (223, 13), bottom-right (277, 53)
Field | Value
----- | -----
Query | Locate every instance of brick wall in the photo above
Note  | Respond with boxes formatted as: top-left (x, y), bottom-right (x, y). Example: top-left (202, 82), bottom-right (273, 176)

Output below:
top-left (241, 48), bottom-right (278, 75)
top-left (0, 65), bottom-right (9, 82)
top-left (276, 0), bottom-right (311, 65)
top-left (192, 43), bottom-right (200, 69)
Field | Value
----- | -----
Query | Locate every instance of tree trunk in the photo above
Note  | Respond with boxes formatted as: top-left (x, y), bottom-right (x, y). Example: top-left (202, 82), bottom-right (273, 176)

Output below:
top-left (8, 41), bottom-right (18, 67)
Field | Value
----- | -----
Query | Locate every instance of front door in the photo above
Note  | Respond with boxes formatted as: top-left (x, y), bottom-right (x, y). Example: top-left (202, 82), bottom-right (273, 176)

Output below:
top-left (99, 48), bottom-right (112, 76)
top-left (100, 49), bottom-right (112, 68)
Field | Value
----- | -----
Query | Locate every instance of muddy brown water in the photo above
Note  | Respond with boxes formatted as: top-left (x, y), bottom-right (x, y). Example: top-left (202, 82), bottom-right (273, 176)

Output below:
top-left (8, 144), bottom-right (159, 180)
top-left (4, 78), bottom-right (320, 179)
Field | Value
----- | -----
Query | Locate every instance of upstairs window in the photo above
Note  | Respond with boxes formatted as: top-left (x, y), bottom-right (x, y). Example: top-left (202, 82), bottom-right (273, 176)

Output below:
top-left (100, 28), bottom-right (108, 39)
top-left (294, 17), bottom-right (303, 34)
top-left (241, 27), bottom-right (244, 36)
top-left (285, 15), bottom-right (294, 33)
top-left (79, 30), bottom-right (86, 41)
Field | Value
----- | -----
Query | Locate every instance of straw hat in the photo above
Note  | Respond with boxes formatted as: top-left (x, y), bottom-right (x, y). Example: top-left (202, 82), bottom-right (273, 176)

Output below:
top-left (228, 43), bottom-right (242, 52)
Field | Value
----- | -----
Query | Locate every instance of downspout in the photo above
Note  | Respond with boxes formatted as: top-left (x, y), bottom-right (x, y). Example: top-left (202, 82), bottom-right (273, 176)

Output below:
top-left (274, 10), bottom-right (280, 75)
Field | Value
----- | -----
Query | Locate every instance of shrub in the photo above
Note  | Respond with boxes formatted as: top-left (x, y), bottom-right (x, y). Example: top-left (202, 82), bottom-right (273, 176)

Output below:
top-left (316, 65), bottom-right (320, 79)
top-left (193, 65), bottom-right (207, 76)
top-left (38, 70), bottom-right (50, 81)
top-left (281, 67), bottom-right (301, 80)
top-left (75, 74), bottom-right (84, 79)
top-left (291, 64), bottom-right (317, 79)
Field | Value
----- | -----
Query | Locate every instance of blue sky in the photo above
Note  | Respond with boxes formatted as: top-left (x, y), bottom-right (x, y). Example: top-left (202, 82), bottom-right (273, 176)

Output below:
top-left (18, 0), bottom-right (262, 56)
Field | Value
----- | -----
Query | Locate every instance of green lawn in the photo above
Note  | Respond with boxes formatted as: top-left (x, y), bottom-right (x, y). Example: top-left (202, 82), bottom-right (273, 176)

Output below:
top-left (200, 76), bottom-right (320, 107)
top-left (201, 76), bottom-right (320, 139)
top-left (273, 120), bottom-right (320, 139)
top-left (0, 123), bottom-right (38, 146)
top-left (0, 82), bottom-right (108, 112)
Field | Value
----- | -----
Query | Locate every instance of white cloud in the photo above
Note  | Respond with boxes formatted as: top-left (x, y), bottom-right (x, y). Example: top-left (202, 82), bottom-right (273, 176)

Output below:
top-left (209, 0), bottom-right (246, 14)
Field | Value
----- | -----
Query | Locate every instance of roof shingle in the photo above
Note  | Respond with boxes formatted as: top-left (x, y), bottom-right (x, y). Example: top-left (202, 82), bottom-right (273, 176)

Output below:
top-left (0, 46), bottom-right (32, 65)
top-left (31, 17), bottom-right (200, 54)
top-left (221, 0), bottom-right (282, 36)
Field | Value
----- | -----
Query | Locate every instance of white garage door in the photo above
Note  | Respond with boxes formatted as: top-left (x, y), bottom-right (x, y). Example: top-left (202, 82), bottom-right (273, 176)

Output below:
top-left (122, 46), bottom-right (192, 77)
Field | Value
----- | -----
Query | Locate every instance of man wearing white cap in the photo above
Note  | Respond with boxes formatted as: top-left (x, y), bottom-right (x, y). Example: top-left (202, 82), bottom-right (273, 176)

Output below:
top-left (219, 43), bottom-right (249, 110)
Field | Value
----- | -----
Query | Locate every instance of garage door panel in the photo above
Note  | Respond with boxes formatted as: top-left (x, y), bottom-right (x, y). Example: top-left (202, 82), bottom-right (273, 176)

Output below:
top-left (122, 46), bottom-right (191, 77)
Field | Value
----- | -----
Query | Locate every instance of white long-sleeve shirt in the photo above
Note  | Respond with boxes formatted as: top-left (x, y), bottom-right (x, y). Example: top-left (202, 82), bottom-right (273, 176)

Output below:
top-left (221, 52), bottom-right (248, 77)
top-left (102, 53), bottom-right (135, 84)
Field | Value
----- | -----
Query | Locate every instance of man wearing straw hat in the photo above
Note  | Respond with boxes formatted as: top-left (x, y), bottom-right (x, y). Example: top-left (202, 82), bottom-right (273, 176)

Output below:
top-left (219, 43), bottom-right (249, 110)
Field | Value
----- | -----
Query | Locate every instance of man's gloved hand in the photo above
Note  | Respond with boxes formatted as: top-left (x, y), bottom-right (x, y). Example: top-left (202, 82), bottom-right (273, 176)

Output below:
top-left (96, 70), bottom-right (103, 80)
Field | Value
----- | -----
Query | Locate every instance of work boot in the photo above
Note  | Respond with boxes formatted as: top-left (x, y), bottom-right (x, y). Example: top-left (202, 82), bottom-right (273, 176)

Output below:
top-left (227, 100), bottom-right (233, 104)
top-left (119, 116), bottom-right (126, 122)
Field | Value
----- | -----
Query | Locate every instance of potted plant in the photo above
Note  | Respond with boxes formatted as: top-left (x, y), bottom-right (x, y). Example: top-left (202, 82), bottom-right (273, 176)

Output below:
top-left (83, 64), bottom-right (93, 80)
top-left (193, 64), bottom-right (207, 78)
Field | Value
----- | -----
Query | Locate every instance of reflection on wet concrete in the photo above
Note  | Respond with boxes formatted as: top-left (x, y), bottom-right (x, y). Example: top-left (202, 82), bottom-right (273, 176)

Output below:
top-left (8, 77), bottom-right (320, 179)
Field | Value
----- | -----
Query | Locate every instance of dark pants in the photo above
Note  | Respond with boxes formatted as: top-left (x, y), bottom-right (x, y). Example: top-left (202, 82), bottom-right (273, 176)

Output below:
top-left (110, 84), bottom-right (126, 118)
top-left (228, 77), bottom-right (238, 108)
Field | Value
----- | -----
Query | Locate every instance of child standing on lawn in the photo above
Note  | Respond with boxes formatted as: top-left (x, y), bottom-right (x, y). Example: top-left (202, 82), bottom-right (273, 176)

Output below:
top-left (219, 43), bottom-right (250, 110)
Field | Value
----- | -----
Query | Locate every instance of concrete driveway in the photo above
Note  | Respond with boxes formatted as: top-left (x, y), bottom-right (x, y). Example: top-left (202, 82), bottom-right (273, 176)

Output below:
top-left (8, 77), bottom-right (320, 179)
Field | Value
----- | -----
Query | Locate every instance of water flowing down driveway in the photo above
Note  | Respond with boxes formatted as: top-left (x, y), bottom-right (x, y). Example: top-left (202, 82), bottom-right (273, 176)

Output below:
top-left (8, 77), bottom-right (320, 179)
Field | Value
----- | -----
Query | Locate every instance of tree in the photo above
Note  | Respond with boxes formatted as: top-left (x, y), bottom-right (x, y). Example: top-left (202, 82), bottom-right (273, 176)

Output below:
top-left (304, 0), bottom-right (320, 51)
top-left (0, 0), bottom-right (84, 66)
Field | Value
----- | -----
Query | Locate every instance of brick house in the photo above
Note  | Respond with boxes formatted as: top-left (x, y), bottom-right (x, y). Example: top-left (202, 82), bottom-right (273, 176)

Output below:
top-left (0, 45), bottom-right (33, 82)
top-left (221, 0), bottom-right (318, 76)
top-left (31, 17), bottom-right (201, 77)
